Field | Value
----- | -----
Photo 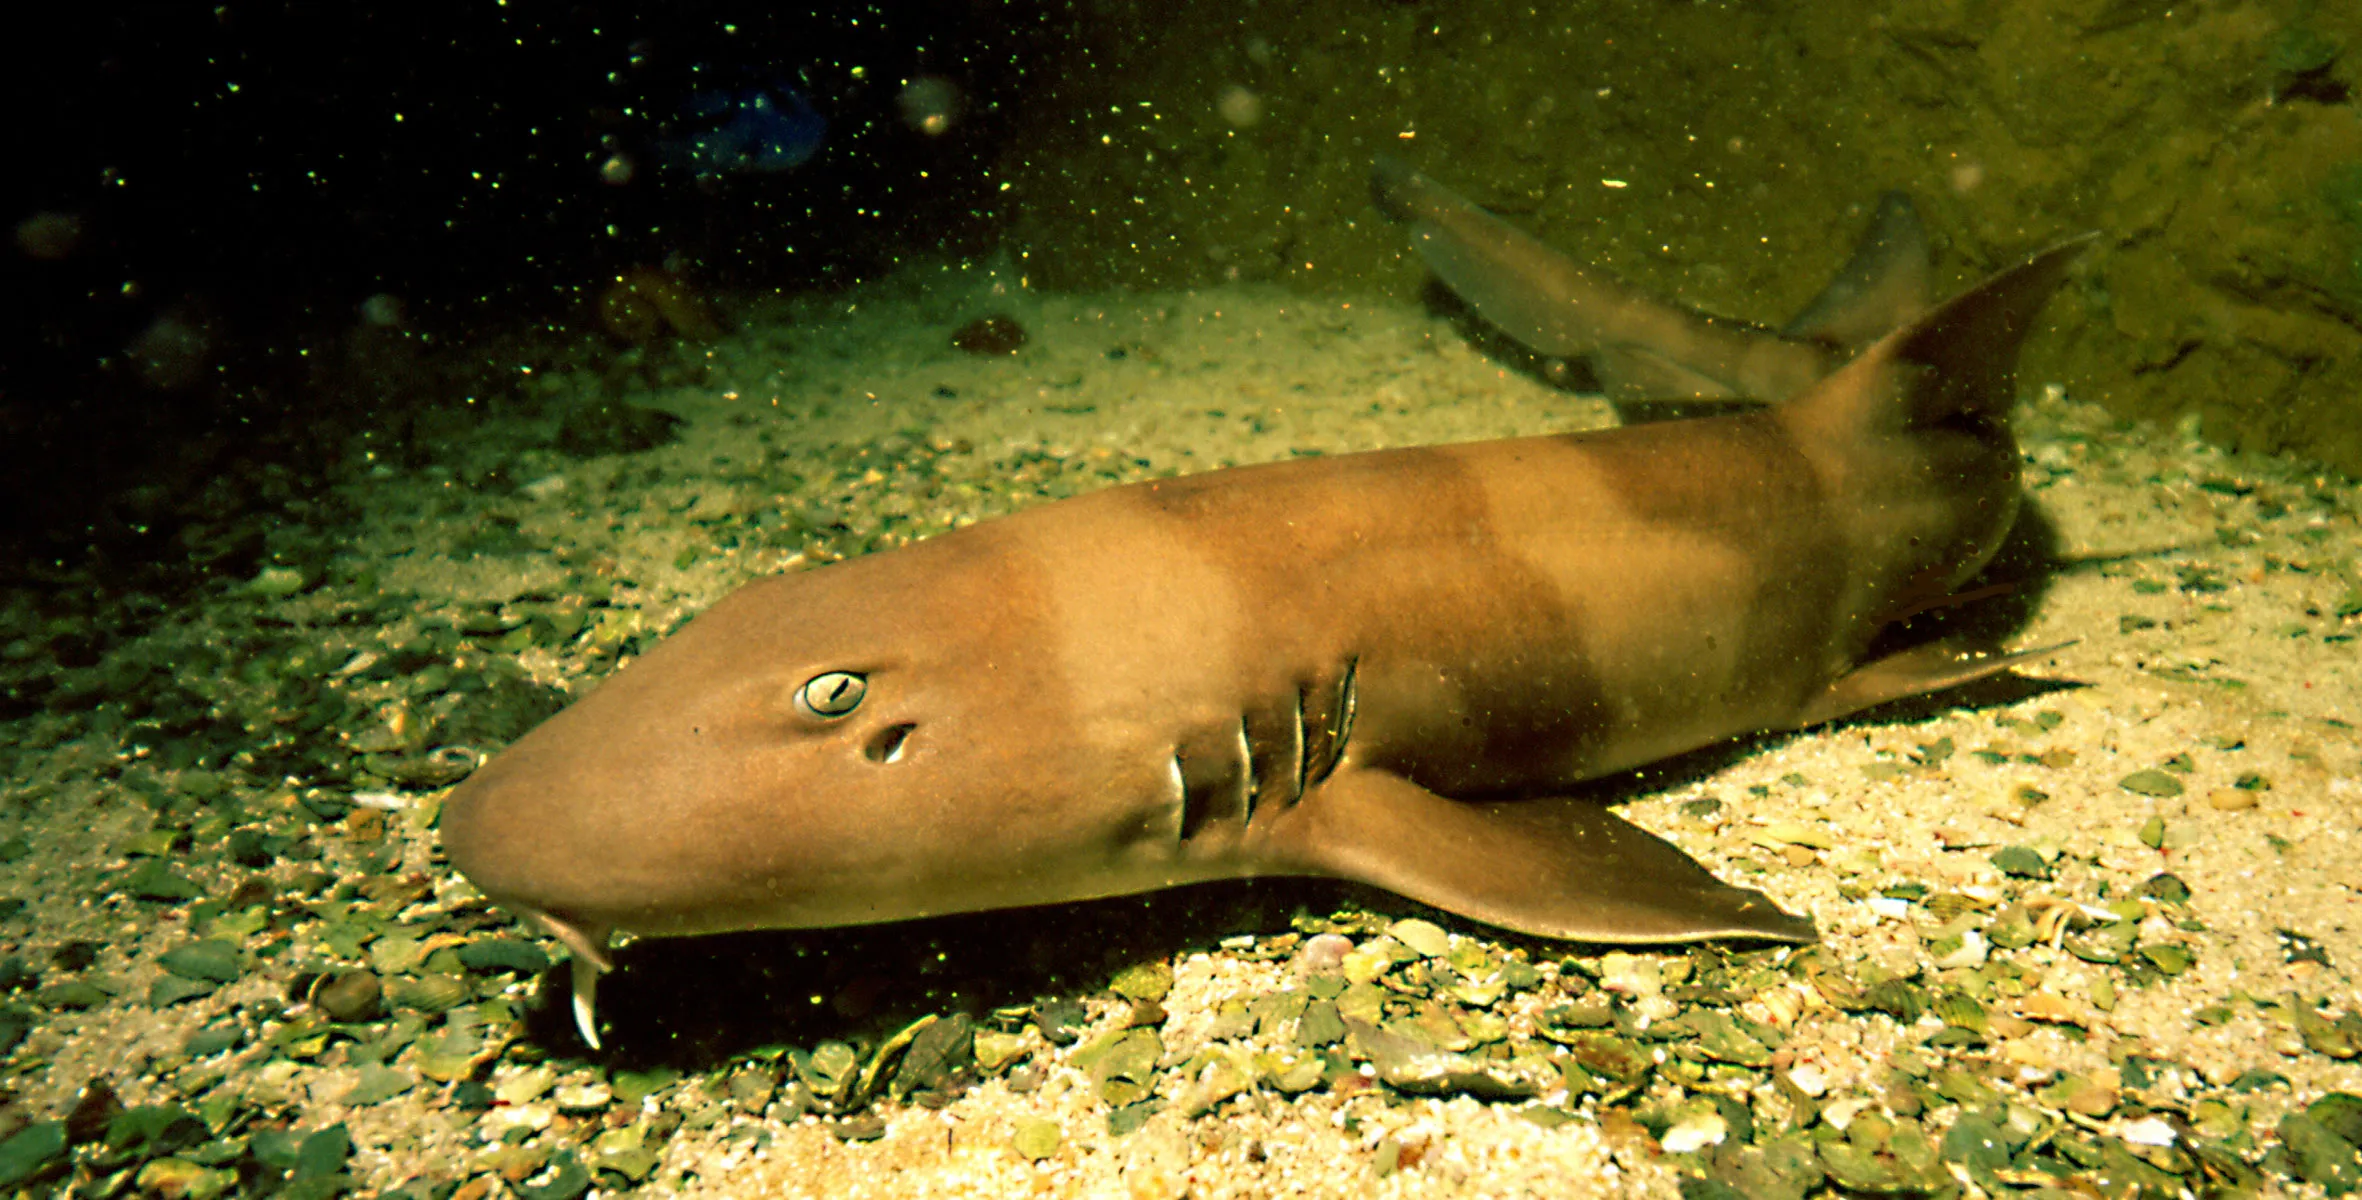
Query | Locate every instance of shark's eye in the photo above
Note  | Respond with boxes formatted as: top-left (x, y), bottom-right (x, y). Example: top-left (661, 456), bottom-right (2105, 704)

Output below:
top-left (796, 671), bottom-right (867, 718)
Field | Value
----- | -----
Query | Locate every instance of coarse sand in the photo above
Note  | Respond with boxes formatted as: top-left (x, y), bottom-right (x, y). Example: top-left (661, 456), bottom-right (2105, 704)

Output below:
top-left (3, 257), bottom-right (2358, 1197)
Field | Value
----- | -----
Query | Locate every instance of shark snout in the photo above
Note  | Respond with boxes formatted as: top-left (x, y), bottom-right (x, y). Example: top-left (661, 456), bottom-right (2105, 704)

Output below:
top-left (439, 753), bottom-right (630, 949)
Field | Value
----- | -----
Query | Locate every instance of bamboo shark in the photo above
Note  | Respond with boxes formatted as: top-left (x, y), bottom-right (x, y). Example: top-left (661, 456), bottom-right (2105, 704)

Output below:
top-left (441, 164), bottom-right (2088, 1049)
top-left (1370, 156), bottom-right (1936, 409)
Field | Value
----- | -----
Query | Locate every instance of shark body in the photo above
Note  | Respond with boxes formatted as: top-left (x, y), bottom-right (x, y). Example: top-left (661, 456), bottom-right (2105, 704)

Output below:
top-left (441, 165), bottom-right (2087, 1048)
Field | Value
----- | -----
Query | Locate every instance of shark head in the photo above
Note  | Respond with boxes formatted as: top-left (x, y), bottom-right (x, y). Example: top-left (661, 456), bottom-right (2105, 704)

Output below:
top-left (438, 523), bottom-right (1174, 962)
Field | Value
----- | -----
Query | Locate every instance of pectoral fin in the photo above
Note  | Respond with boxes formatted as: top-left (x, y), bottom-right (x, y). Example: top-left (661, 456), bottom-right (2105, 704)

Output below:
top-left (1791, 639), bottom-right (2076, 730)
top-left (1265, 768), bottom-right (1815, 944)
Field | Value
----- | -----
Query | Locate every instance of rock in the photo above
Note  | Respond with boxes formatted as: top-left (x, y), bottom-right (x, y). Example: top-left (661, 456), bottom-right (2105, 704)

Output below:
top-left (456, 939), bottom-right (550, 976)
top-left (553, 1081), bottom-right (612, 1113)
top-left (797, 1044), bottom-right (857, 1101)
top-left (1072, 1027), bottom-right (1163, 1108)
top-left (973, 1029), bottom-right (1028, 1073)
top-left (1344, 1018), bottom-right (1553, 1100)
top-left (1109, 961), bottom-right (1173, 1004)
top-left (1177, 1052), bottom-right (1253, 1117)
top-left (1293, 933), bottom-right (1353, 974)
top-left (134, 1157), bottom-right (238, 1200)
top-left (121, 860), bottom-right (203, 902)
top-left (1661, 1109), bottom-right (1727, 1155)
top-left (1297, 999), bottom-right (1347, 1047)
top-left (1031, 997), bottom-right (1087, 1045)
top-left (2309, 1093), bottom-right (2362, 1146)
top-left (0, 1123), bottom-right (65, 1189)
top-left (312, 970), bottom-right (383, 1022)
top-left (1987, 845), bottom-right (2051, 879)
top-left (342, 1065), bottom-right (414, 1107)
top-left (1386, 919), bottom-right (1452, 958)
top-left (39, 981), bottom-right (107, 1010)
top-left (149, 977), bottom-right (217, 1007)
top-left (1011, 1116), bottom-right (1062, 1161)
top-left (2279, 1113), bottom-right (2362, 1194)
top-left (389, 973), bottom-right (469, 1014)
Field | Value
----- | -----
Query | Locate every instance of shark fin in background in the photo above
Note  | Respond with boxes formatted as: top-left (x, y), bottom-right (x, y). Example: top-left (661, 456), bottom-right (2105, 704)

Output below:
top-left (1586, 343), bottom-right (1750, 406)
top-left (1268, 768), bottom-right (1817, 944)
top-left (1373, 159), bottom-right (1939, 412)
top-left (1779, 191), bottom-right (1932, 349)
top-left (1371, 154), bottom-right (1629, 360)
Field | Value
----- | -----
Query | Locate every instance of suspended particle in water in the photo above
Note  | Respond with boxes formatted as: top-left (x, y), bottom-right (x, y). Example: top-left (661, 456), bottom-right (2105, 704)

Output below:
top-left (898, 76), bottom-right (962, 136)
top-left (129, 311), bottom-right (213, 390)
top-left (1218, 86), bottom-right (1262, 128)
top-left (600, 153), bottom-right (636, 185)
top-left (359, 293), bottom-right (405, 328)
top-left (14, 211), bottom-right (83, 260)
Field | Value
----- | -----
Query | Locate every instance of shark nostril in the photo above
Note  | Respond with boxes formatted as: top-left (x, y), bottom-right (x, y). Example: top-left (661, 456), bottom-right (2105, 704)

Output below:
top-left (864, 723), bottom-right (915, 764)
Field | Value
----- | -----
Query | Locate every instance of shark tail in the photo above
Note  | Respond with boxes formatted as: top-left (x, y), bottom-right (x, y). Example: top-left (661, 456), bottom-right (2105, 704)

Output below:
top-left (1371, 158), bottom-right (1951, 410)
top-left (1368, 153), bottom-right (1434, 224)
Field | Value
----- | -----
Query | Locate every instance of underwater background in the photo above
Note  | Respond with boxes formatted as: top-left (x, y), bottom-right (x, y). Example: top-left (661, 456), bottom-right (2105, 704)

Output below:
top-left (3, 0), bottom-right (2362, 1195)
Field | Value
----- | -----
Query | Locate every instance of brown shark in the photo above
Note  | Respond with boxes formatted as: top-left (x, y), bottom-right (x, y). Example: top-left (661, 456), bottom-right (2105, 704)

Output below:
top-left (441, 170), bottom-right (2088, 1049)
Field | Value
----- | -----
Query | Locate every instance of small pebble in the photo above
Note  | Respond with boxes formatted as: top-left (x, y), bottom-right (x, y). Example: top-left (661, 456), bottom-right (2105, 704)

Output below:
top-left (312, 970), bottom-right (383, 1022)
top-left (1010, 1115), bottom-right (1061, 1160)
top-left (2207, 788), bottom-right (2259, 812)
top-left (1293, 933), bottom-right (1353, 974)
top-left (554, 1081), bottom-right (613, 1113)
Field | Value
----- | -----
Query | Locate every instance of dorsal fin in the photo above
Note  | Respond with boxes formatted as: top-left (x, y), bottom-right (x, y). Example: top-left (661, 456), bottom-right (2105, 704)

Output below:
top-left (1782, 233), bottom-right (2096, 438)
top-left (1889, 233), bottom-right (2097, 426)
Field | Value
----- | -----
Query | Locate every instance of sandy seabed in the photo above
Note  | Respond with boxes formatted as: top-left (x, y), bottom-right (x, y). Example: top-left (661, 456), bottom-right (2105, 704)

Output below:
top-left (6, 256), bottom-right (2360, 1198)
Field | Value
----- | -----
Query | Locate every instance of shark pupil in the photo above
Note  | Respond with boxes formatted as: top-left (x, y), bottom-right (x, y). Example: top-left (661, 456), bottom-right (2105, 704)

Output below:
top-left (799, 671), bottom-right (866, 717)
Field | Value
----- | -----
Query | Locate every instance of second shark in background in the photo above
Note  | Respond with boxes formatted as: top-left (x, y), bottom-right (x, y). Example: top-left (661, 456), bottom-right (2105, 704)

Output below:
top-left (1372, 156), bottom-right (1934, 418)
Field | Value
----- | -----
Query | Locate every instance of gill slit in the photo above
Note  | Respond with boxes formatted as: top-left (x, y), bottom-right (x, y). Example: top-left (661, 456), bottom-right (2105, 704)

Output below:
top-left (1290, 687), bottom-right (1310, 802)
top-left (1316, 655), bottom-right (1359, 786)
top-left (1164, 752), bottom-right (1186, 840)
top-left (1235, 714), bottom-right (1257, 823)
top-left (1173, 653), bottom-right (1360, 846)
